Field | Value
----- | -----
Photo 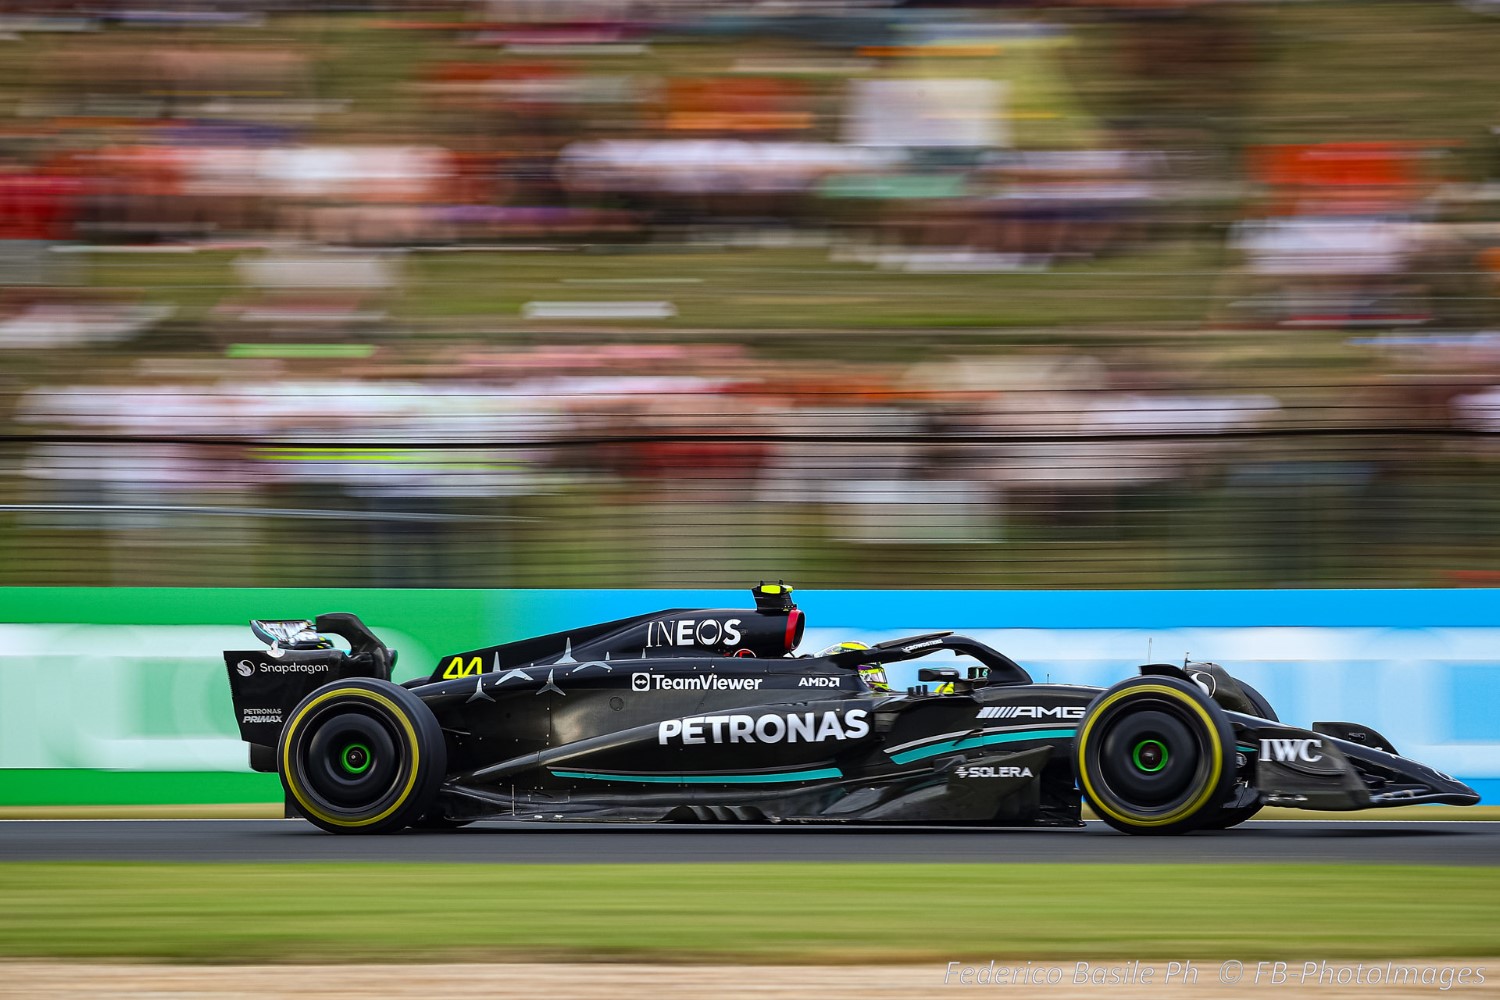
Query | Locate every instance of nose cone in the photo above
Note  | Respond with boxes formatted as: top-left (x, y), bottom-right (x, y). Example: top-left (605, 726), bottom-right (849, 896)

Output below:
top-left (1440, 777), bottom-right (1482, 807)
top-left (1413, 769), bottom-right (1481, 807)
top-left (1362, 746), bottom-right (1483, 807)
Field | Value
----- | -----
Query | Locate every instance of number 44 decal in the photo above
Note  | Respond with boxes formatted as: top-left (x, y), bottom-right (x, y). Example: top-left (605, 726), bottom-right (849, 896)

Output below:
top-left (442, 656), bottom-right (485, 679)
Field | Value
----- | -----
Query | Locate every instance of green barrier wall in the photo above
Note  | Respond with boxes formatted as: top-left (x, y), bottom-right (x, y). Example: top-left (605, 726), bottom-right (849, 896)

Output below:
top-left (0, 588), bottom-right (518, 805)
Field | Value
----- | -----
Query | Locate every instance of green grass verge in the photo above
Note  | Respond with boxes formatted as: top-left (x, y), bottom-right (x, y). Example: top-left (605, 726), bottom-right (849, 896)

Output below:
top-left (0, 863), bottom-right (1496, 964)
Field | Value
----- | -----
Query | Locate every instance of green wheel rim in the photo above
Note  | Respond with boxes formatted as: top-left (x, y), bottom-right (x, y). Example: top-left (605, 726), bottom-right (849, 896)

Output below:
top-left (1132, 739), bottom-right (1168, 773)
top-left (340, 742), bottom-right (372, 775)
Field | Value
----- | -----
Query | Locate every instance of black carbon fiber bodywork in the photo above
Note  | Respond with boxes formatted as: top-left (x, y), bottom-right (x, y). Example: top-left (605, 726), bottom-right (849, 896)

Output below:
top-left (225, 588), bottom-right (1479, 829)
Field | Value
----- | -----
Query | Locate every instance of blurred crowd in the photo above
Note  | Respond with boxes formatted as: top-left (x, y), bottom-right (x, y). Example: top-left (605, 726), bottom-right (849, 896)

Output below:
top-left (4, 0), bottom-right (1500, 588)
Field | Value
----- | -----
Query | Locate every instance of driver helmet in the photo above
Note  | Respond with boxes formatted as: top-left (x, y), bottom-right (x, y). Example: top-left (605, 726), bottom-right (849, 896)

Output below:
top-left (817, 640), bottom-right (890, 693)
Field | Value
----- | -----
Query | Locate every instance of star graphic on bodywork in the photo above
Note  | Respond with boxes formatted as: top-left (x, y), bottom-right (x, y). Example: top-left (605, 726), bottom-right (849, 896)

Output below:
top-left (569, 651), bottom-right (613, 675)
top-left (537, 667), bottom-right (565, 696)
top-left (466, 673), bottom-right (494, 704)
top-left (553, 639), bottom-right (578, 665)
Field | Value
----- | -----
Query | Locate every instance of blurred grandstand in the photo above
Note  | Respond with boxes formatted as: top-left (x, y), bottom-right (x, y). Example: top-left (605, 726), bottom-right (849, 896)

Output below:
top-left (3, 0), bottom-right (1500, 589)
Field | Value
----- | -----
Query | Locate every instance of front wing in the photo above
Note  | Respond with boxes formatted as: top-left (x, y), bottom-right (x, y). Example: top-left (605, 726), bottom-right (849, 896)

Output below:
top-left (1233, 716), bottom-right (1479, 810)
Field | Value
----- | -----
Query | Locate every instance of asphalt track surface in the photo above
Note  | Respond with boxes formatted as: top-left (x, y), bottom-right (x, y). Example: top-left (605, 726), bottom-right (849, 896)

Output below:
top-left (3, 819), bottom-right (1499, 864)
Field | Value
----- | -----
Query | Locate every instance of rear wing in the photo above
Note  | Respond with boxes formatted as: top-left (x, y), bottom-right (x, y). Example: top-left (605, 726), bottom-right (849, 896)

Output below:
top-left (224, 613), bottom-right (395, 769)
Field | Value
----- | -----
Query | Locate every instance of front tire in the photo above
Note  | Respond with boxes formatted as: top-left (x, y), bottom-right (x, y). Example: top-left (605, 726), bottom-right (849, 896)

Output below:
top-left (1076, 676), bottom-right (1236, 835)
top-left (279, 678), bottom-right (445, 835)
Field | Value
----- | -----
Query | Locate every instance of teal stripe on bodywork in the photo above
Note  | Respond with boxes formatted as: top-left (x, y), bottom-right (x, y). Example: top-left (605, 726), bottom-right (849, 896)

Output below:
top-left (550, 767), bottom-right (842, 784)
top-left (888, 728), bottom-right (1077, 765)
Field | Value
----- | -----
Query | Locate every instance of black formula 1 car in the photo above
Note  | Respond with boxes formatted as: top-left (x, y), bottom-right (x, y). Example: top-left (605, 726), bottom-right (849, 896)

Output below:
top-left (224, 584), bottom-right (1478, 835)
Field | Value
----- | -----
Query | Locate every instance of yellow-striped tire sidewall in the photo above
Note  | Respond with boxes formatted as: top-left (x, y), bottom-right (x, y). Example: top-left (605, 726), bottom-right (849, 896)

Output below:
top-left (1076, 682), bottom-right (1226, 830)
top-left (281, 686), bottom-right (421, 830)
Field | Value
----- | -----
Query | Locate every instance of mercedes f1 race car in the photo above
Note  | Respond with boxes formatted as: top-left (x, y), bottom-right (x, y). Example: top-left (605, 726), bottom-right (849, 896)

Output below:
top-left (224, 584), bottom-right (1478, 835)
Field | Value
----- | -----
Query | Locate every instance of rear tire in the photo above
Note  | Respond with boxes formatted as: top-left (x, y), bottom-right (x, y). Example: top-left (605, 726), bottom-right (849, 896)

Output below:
top-left (1076, 676), bottom-right (1236, 835)
top-left (278, 678), bottom-right (445, 835)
